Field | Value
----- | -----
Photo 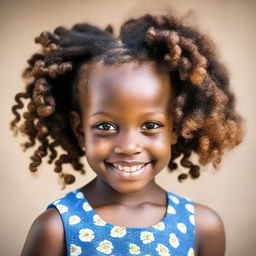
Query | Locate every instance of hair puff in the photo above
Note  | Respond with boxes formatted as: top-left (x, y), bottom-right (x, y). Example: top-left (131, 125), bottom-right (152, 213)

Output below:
top-left (11, 13), bottom-right (244, 188)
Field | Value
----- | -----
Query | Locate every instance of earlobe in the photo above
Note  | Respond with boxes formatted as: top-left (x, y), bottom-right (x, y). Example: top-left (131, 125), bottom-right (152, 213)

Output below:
top-left (171, 127), bottom-right (178, 145)
top-left (69, 111), bottom-right (85, 149)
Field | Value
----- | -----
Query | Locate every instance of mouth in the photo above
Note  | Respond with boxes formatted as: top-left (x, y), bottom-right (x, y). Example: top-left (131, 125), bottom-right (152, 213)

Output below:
top-left (105, 161), bottom-right (152, 178)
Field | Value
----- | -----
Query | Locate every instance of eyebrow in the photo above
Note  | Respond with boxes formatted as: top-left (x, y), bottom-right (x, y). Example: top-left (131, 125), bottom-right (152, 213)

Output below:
top-left (90, 111), bottom-right (166, 117)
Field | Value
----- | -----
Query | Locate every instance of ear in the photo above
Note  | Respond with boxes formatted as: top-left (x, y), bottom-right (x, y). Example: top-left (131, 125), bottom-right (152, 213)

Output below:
top-left (171, 127), bottom-right (179, 145)
top-left (69, 111), bottom-right (85, 149)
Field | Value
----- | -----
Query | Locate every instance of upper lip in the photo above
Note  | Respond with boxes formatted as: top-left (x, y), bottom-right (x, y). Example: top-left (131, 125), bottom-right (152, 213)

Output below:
top-left (106, 161), bottom-right (151, 167)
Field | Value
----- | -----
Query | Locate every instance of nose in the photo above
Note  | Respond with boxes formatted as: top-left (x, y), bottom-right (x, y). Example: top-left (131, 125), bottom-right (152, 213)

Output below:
top-left (113, 130), bottom-right (142, 155)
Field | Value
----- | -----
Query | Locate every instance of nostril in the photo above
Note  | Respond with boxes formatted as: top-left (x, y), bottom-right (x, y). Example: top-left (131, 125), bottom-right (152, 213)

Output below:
top-left (113, 144), bottom-right (142, 155)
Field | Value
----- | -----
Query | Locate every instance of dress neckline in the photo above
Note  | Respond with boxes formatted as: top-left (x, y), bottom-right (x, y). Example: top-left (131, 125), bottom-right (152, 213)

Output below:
top-left (76, 188), bottom-right (170, 230)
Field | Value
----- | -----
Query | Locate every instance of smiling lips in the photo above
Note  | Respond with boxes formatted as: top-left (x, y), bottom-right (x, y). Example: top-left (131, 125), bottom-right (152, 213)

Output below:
top-left (112, 163), bottom-right (147, 173)
top-left (106, 161), bottom-right (151, 173)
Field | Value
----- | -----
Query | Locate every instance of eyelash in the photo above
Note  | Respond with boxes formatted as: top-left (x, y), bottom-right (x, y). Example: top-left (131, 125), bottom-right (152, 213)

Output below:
top-left (94, 122), bottom-right (116, 131)
top-left (93, 121), bottom-right (164, 132)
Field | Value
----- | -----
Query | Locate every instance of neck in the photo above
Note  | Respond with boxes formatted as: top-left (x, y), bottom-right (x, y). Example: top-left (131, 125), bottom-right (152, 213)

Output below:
top-left (83, 177), bottom-right (164, 207)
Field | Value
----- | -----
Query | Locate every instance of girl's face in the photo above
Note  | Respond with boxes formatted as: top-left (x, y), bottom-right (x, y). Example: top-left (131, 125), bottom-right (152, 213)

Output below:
top-left (71, 61), bottom-right (176, 193)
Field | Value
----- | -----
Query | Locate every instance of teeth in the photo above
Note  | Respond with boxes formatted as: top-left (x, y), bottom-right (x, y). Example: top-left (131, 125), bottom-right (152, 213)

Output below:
top-left (131, 166), bottom-right (137, 172)
top-left (112, 163), bottom-right (146, 172)
top-left (124, 166), bottom-right (130, 172)
top-left (137, 165), bottom-right (142, 170)
top-left (117, 165), bottom-right (123, 171)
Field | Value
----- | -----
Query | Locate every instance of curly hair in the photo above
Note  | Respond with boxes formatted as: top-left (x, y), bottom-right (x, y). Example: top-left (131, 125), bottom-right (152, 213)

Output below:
top-left (10, 13), bottom-right (244, 188)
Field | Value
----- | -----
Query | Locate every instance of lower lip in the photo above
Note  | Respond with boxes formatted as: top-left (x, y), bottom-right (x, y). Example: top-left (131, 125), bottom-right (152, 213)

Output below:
top-left (106, 162), bottom-right (151, 180)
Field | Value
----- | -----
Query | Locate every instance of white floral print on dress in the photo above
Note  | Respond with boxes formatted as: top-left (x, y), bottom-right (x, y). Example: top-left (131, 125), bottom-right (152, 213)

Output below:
top-left (56, 204), bottom-right (68, 213)
top-left (53, 199), bottom-right (61, 205)
top-left (129, 243), bottom-right (141, 255)
top-left (49, 190), bottom-right (195, 255)
top-left (152, 222), bottom-right (165, 231)
top-left (79, 228), bottom-right (95, 242)
top-left (69, 215), bottom-right (81, 225)
top-left (110, 226), bottom-right (127, 238)
top-left (185, 204), bottom-right (194, 214)
top-left (189, 215), bottom-right (195, 225)
top-left (187, 248), bottom-right (195, 256)
top-left (93, 214), bottom-right (107, 226)
top-left (72, 189), bottom-right (79, 194)
top-left (177, 223), bottom-right (187, 233)
top-left (167, 205), bottom-right (176, 214)
top-left (169, 195), bottom-right (180, 204)
top-left (169, 233), bottom-right (180, 248)
top-left (70, 244), bottom-right (82, 256)
top-left (140, 231), bottom-right (155, 244)
top-left (76, 192), bottom-right (84, 199)
top-left (96, 240), bottom-right (113, 254)
top-left (156, 243), bottom-right (170, 256)
top-left (82, 202), bottom-right (93, 212)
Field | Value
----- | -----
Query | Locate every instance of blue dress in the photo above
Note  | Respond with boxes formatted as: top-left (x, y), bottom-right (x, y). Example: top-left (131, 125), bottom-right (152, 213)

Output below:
top-left (47, 188), bottom-right (195, 256)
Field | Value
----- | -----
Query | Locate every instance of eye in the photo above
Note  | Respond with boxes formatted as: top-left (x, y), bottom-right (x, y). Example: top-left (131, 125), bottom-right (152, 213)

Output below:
top-left (141, 122), bottom-right (164, 130)
top-left (94, 122), bottom-right (116, 131)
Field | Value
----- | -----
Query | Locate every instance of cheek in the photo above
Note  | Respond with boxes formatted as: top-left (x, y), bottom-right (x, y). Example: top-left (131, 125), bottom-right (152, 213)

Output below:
top-left (85, 135), bottom-right (112, 160)
top-left (151, 132), bottom-right (172, 161)
top-left (84, 136), bottom-right (112, 174)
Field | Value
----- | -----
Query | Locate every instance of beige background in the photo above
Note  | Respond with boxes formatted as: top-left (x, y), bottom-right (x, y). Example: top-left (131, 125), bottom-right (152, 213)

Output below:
top-left (1, 0), bottom-right (256, 255)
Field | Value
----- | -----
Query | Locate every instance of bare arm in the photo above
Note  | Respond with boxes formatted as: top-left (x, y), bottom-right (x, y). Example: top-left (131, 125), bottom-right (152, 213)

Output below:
top-left (194, 203), bottom-right (225, 256)
top-left (21, 208), bottom-right (65, 256)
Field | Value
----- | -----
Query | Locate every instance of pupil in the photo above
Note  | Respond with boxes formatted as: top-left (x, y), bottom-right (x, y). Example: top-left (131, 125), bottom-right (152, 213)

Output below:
top-left (147, 123), bottom-right (154, 129)
top-left (103, 123), bottom-right (109, 130)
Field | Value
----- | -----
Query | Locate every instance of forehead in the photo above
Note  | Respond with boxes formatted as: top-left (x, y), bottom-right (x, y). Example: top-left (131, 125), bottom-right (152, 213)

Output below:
top-left (78, 61), bottom-right (172, 113)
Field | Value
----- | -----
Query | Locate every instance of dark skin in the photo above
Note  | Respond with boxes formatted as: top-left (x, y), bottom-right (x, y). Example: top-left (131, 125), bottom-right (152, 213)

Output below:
top-left (21, 61), bottom-right (225, 256)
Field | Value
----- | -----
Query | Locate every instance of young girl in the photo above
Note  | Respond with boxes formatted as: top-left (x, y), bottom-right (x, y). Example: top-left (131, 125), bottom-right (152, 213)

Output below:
top-left (11, 13), bottom-right (244, 256)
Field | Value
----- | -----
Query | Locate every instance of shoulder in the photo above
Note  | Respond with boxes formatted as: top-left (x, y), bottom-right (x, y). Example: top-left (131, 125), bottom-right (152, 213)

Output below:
top-left (194, 202), bottom-right (225, 256)
top-left (21, 208), bottom-right (65, 256)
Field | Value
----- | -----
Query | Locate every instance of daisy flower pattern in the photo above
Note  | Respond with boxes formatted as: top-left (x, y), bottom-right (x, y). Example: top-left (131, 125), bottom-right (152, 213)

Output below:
top-left (156, 243), bottom-right (170, 256)
top-left (82, 202), bottom-right (93, 212)
top-left (69, 215), bottom-right (81, 225)
top-left (79, 228), bottom-right (95, 242)
top-left (53, 199), bottom-right (61, 205)
top-left (93, 214), bottom-right (107, 226)
top-left (56, 204), bottom-right (68, 213)
top-left (140, 231), bottom-right (155, 244)
top-left (70, 244), bottom-right (82, 256)
top-left (167, 205), bottom-right (176, 214)
top-left (188, 248), bottom-right (195, 256)
top-left (47, 190), bottom-right (195, 256)
top-left (189, 215), bottom-right (195, 225)
top-left (110, 226), bottom-right (127, 238)
top-left (185, 204), bottom-right (194, 214)
top-left (152, 222), bottom-right (165, 231)
top-left (177, 223), bottom-right (187, 234)
top-left (76, 192), bottom-right (84, 199)
top-left (169, 195), bottom-right (179, 204)
top-left (96, 240), bottom-right (113, 254)
top-left (169, 233), bottom-right (180, 248)
top-left (129, 244), bottom-right (141, 255)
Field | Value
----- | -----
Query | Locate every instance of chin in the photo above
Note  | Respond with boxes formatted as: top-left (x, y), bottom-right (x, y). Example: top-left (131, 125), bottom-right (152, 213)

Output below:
top-left (109, 181), bottom-right (149, 194)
